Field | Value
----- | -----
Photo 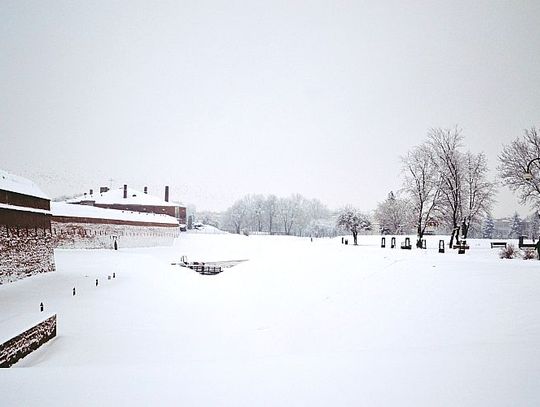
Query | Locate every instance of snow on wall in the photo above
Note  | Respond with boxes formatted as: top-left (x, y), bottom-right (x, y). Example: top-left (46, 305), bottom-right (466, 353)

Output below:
top-left (51, 202), bottom-right (178, 225)
top-left (0, 222), bottom-right (55, 285)
top-left (0, 315), bottom-right (56, 368)
top-left (51, 221), bottom-right (178, 249)
top-left (0, 169), bottom-right (49, 200)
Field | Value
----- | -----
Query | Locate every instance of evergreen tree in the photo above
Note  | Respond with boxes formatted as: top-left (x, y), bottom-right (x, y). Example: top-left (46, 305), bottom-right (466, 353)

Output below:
top-left (482, 214), bottom-right (495, 239)
top-left (509, 212), bottom-right (523, 238)
top-left (526, 213), bottom-right (540, 239)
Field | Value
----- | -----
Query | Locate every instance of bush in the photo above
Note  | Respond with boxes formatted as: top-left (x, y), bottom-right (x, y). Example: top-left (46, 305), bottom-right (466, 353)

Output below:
top-left (499, 244), bottom-right (518, 259)
top-left (522, 248), bottom-right (537, 260)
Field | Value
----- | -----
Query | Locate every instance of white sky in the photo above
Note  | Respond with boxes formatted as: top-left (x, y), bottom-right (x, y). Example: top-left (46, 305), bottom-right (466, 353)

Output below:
top-left (2, 0), bottom-right (539, 217)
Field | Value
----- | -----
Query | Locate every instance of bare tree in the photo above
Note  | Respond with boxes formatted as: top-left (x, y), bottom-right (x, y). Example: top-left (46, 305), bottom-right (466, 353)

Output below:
top-left (264, 194), bottom-right (278, 234)
top-left (402, 144), bottom-right (442, 248)
top-left (248, 194), bottom-right (266, 232)
top-left (374, 191), bottom-right (413, 234)
top-left (336, 206), bottom-right (371, 245)
top-left (498, 127), bottom-right (540, 207)
top-left (427, 127), bottom-right (464, 247)
top-left (277, 194), bottom-right (304, 235)
top-left (222, 198), bottom-right (249, 234)
top-left (461, 151), bottom-right (496, 238)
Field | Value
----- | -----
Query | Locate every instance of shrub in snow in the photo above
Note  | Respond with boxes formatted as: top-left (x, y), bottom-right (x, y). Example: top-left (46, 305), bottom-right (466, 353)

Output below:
top-left (499, 244), bottom-right (518, 259)
top-left (522, 248), bottom-right (537, 260)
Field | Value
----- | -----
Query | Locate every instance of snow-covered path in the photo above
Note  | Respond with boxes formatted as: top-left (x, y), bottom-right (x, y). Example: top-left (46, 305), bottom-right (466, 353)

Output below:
top-left (1, 234), bottom-right (540, 406)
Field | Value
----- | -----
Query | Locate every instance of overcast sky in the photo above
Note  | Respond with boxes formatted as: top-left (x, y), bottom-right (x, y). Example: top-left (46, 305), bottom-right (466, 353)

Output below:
top-left (2, 0), bottom-right (539, 216)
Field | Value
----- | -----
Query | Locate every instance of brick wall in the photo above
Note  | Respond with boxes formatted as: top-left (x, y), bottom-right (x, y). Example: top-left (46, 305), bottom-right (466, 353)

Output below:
top-left (0, 189), bottom-right (50, 210)
top-left (0, 208), bottom-right (55, 285)
top-left (0, 208), bottom-right (178, 284)
top-left (0, 315), bottom-right (57, 368)
top-left (51, 219), bottom-right (178, 249)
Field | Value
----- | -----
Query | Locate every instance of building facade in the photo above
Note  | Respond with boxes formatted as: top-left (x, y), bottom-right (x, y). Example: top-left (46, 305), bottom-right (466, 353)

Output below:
top-left (68, 184), bottom-right (187, 227)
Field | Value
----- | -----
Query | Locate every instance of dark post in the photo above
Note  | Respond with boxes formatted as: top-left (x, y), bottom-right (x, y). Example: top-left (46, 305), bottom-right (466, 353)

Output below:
top-left (165, 186), bottom-right (170, 202)
top-left (73, 287), bottom-right (76, 296)
top-left (391, 237), bottom-right (396, 248)
top-left (114, 239), bottom-right (118, 250)
top-left (439, 240), bottom-right (445, 253)
top-left (341, 237), bottom-right (344, 244)
top-left (144, 186), bottom-right (148, 194)
top-left (40, 302), bottom-right (44, 312)
top-left (113, 272), bottom-right (116, 278)
top-left (123, 184), bottom-right (128, 199)
top-left (95, 279), bottom-right (98, 287)
top-left (381, 237), bottom-right (386, 248)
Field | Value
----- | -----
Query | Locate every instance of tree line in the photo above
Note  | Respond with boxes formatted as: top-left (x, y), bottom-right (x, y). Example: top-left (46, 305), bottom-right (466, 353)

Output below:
top-left (220, 194), bottom-right (339, 237)
top-left (201, 126), bottom-right (540, 244)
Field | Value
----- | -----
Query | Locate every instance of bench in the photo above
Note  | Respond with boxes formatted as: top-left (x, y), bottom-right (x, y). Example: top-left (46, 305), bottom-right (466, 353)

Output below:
top-left (490, 242), bottom-right (507, 249)
top-left (519, 236), bottom-right (537, 249)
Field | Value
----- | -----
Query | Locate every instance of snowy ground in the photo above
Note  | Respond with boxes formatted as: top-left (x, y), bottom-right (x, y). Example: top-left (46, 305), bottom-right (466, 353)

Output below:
top-left (1, 234), bottom-right (540, 406)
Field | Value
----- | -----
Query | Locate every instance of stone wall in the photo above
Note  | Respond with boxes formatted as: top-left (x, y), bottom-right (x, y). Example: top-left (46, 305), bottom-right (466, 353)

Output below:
top-left (0, 315), bottom-right (57, 368)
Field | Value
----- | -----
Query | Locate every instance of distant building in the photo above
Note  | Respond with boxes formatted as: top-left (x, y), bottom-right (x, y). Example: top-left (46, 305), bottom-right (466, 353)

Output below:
top-left (0, 169), bottom-right (55, 284)
top-left (67, 184), bottom-right (187, 227)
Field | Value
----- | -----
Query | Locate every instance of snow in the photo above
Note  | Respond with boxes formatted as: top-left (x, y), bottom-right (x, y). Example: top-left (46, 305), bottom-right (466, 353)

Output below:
top-left (51, 202), bottom-right (179, 225)
top-left (0, 203), bottom-right (51, 215)
top-left (0, 169), bottom-right (49, 200)
top-left (67, 186), bottom-right (178, 207)
top-left (1, 234), bottom-right (540, 406)
top-left (187, 224), bottom-right (228, 234)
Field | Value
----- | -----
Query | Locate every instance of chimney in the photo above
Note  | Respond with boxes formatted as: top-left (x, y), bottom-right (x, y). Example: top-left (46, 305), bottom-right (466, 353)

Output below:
top-left (89, 189), bottom-right (93, 195)
top-left (123, 184), bottom-right (128, 199)
top-left (144, 186), bottom-right (148, 194)
top-left (164, 186), bottom-right (169, 202)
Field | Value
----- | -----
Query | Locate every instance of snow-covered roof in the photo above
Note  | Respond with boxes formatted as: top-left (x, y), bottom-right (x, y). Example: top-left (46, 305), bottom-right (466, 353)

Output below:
top-left (51, 202), bottom-right (179, 225)
top-left (67, 186), bottom-right (178, 207)
top-left (0, 169), bottom-right (49, 200)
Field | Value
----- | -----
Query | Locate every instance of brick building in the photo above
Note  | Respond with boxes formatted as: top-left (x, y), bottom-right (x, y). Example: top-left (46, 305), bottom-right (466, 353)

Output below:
top-left (67, 185), bottom-right (187, 228)
top-left (0, 169), bottom-right (55, 284)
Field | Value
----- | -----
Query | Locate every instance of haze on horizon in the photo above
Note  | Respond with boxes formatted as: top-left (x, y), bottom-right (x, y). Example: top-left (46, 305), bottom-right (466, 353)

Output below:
top-left (2, 1), bottom-right (539, 217)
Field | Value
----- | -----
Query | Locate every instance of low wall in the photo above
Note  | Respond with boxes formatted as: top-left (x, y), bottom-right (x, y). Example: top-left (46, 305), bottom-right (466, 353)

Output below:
top-left (51, 220), bottom-right (178, 249)
top-left (0, 315), bottom-right (57, 368)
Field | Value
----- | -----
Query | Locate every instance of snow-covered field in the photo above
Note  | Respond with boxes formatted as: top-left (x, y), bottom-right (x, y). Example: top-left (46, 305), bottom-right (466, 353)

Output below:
top-left (1, 234), bottom-right (540, 406)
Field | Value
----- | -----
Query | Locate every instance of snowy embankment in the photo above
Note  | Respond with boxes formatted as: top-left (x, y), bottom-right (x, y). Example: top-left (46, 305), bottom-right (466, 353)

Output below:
top-left (186, 224), bottom-right (228, 234)
top-left (1, 234), bottom-right (540, 406)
